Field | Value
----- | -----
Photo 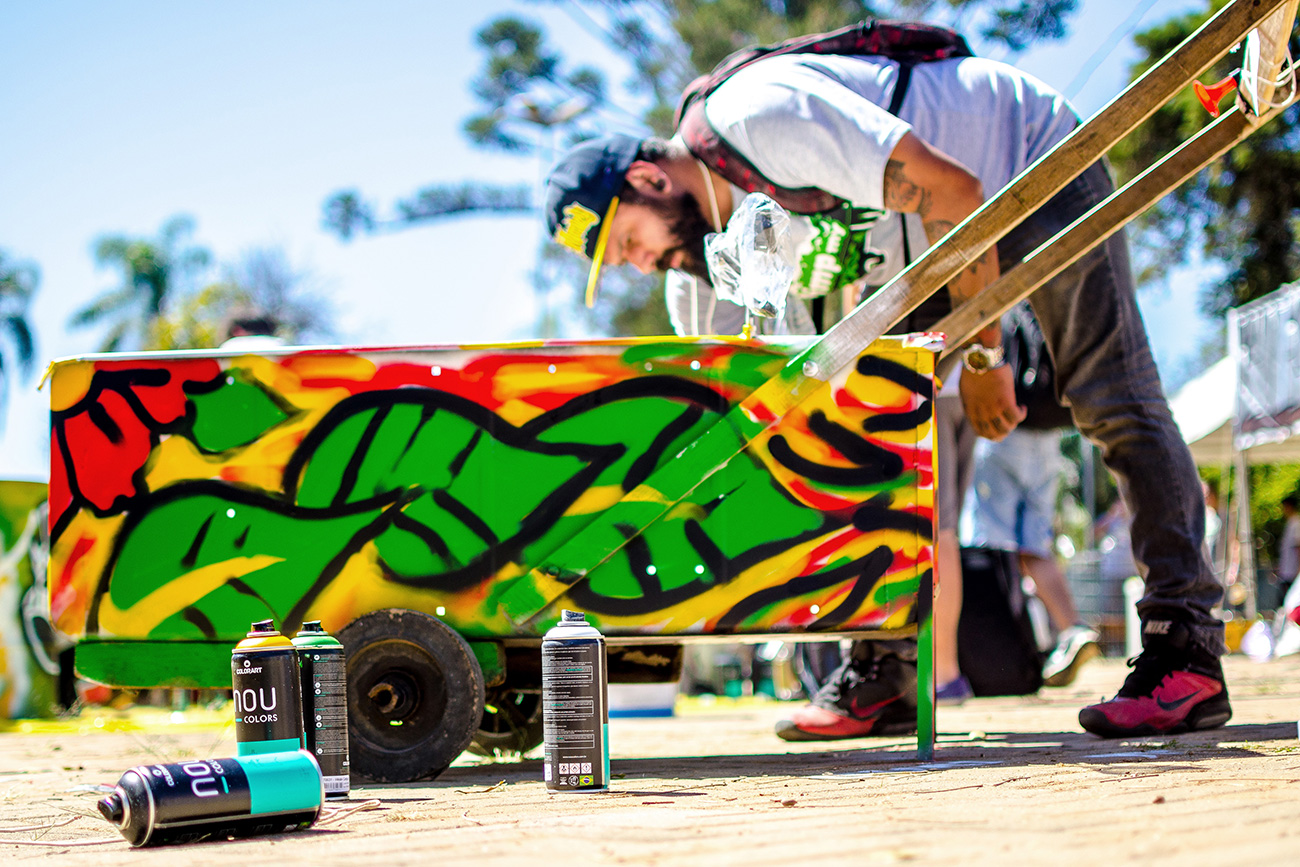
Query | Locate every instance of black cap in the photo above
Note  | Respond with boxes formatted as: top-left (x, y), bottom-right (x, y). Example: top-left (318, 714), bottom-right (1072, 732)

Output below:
top-left (544, 134), bottom-right (642, 307)
top-left (97, 792), bottom-right (125, 825)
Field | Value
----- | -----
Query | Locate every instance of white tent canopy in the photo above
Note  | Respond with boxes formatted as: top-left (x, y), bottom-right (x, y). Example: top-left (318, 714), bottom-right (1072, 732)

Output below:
top-left (1170, 356), bottom-right (1236, 466)
top-left (1166, 284), bottom-right (1300, 619)
top-left (1170, 356), bottom-right (1300, 466)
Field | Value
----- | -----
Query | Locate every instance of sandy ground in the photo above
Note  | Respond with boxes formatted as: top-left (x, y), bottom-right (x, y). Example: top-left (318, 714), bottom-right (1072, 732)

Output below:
top-left (0, 654), bottom-right (1296, 865)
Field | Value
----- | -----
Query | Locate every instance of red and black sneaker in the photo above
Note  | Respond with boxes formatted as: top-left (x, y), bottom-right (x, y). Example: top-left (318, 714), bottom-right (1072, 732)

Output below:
top-left (775, 642), bottom-right (917, 742)
top-left (1079, 619), bottom-right (1232, 738)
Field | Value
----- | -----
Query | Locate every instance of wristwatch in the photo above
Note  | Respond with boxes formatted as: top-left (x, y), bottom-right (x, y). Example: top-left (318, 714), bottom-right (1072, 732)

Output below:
top-left (961, 343), bottom-right (1006, 374)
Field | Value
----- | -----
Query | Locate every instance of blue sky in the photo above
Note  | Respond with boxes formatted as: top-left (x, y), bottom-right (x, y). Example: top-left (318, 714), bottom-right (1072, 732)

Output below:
top-left (0, 0), bottom-right (1212, 478)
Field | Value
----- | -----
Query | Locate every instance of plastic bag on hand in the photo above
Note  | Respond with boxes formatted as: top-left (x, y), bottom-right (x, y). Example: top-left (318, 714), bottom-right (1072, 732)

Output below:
top-left (704, 193), bottom-right (795, 320)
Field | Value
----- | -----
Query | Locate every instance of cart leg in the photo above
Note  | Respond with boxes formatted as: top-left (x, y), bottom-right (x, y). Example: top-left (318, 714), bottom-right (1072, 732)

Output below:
top-left (916, 566), bottom-right (936, 761)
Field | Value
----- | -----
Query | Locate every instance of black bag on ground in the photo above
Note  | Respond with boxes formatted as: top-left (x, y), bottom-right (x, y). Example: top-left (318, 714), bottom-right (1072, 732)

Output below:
top-left (957, 546), bottom-right (1045, 696)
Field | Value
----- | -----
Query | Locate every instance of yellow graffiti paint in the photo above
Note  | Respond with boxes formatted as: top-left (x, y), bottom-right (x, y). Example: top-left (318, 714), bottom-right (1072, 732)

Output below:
top-left (146, 423), bottom-right (307, 493)
top-left (564, 485), bottom-right (626, 517)
top-left (303, 544), bottom-right (518, 637)
top-left (283, 354), bottom-right (377, 382)
top-left (97, 555), bottom-right (284, 637)
top-left (493, 398), bottom-right (551, 427)
top-left (50, 512), bottom-right (126, 638)
top-left (49, 361), bottom-right (96, 412)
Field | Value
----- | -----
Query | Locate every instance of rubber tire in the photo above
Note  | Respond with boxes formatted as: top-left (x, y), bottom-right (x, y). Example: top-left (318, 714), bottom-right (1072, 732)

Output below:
top-left (338, 609), bottom-right (485, 782)
top-left (468, 684), bottom-right (544, 757)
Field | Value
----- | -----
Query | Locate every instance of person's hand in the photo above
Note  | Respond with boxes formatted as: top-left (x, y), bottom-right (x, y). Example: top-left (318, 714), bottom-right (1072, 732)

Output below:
top-left (959, 364), bottom-right (1026, 441)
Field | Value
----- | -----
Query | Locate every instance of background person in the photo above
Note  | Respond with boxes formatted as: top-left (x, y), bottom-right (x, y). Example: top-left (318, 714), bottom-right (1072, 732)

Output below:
top-left (961, 302), bottom-right (1101, 688)
top-left (220, 313), bottom-right (285, 352)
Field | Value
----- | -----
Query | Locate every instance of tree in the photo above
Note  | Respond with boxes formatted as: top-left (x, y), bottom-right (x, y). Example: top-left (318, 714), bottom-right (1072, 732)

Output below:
top-left (1109, 0), bottom-right (1300, 318)
top-left (70, 216), bottom-right (212, 351)
top-left (462, 16), bottom-right (606, 152)
top-left (0, 249), bottom-right (38, 410)
top-left (148, 248), bottom-right (339, 350)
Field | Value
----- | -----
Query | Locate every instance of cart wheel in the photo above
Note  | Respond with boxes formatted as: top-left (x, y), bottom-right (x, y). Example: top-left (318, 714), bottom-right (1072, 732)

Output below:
top-left (468, 684), bottom-right (544, 757)
top-left (338, 609), bottom-right (484, 782)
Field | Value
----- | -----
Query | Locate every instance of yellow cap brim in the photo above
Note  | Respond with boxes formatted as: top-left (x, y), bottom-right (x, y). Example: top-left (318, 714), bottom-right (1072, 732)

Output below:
top-left (584, 196), bottom-right (619, 308)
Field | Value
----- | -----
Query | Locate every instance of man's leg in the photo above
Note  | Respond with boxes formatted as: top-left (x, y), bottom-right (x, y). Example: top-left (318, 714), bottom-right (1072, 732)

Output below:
top-left (933, 394), bottom-right (974, 703)
top-left (773, 385), bottom-right (974, 740)
top-left (774, 638), bottom-right (919, 741)
top-left (1006, 163), bottom-right (1228, 736)
top-left (934, 528), bottom-right (964, 688)
top-left (1025, 551), bottom-right (1102, 687)
top-left (1023, 551), bottom-right (1079, 631)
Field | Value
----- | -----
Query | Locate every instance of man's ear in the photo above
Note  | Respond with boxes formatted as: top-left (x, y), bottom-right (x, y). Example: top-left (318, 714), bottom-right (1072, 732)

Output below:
top-left (624, 160), bottom-right (671, 195)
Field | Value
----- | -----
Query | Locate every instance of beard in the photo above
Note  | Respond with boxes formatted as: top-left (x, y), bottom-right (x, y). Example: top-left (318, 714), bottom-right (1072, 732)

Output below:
top-left (623, 188), bottom-right (715, 283)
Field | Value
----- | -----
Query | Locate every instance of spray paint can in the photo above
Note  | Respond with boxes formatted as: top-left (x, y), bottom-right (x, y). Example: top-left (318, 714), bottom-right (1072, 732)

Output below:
top-left (96, 751), bottom-right (324, 847)
top-left (292, 620), bottom-right (350, 799)
top-left (542, 609), bottom-right (609, 793)
top-left (232, 619), bottom-right (305, 756)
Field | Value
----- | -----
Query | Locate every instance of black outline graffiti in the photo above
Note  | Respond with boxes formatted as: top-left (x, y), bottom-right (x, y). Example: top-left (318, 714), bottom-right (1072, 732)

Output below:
top-left (62, 355), bottom-right (933, 639)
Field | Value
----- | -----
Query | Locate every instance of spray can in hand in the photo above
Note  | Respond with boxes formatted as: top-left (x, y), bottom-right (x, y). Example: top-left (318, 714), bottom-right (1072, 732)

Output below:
top-left (232, 619), bottom-right (305, 756)
top-left (542, 609), bottom-right (609, 793)
top-left (96, 751), bottom-right (324, 847)
top-left (292, 621), bottom-right (350, 799)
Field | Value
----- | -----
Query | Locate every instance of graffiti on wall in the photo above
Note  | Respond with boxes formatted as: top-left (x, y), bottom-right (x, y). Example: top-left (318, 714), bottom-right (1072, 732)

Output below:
top-left (48, 338), bottom-right (937, 647)
top-left (0, 481), bottom-right (60, 718)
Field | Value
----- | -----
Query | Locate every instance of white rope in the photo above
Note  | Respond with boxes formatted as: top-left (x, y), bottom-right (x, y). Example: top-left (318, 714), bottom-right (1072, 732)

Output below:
top-left (695, 159), bottom-right (723, 232)
top-left (1245, 47), bottom-right (1297, 110)
top-left (690, 276), bottom-right (700, 335)
top-left (692, 159), bottom-right (724, 335)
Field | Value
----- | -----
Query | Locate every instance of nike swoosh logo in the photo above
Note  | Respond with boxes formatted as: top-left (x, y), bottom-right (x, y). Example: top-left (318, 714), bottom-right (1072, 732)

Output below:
top-left (1155, 692), bottom-right (1200, 712)
top-left (848, 695), bottom-right (900, 720)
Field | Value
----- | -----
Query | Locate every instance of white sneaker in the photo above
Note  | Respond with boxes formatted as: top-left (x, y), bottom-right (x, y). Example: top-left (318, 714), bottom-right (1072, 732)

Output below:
top-left (1042, 625), bottom-right (1102, 687)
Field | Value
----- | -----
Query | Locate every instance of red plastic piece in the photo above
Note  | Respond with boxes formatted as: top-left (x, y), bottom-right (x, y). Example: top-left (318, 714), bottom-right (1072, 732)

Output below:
top-left (1194, 74), bottom-right (1239, 117)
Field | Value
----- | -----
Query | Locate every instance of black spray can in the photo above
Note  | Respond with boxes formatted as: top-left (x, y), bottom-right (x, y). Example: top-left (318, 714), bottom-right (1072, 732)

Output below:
top-left (542, 609), bottom-right (609, 793)
top-left (232, 619), bottom-right (305, 756)
top-left (292, 621), bottom-right (350, 799)
top-left (96, 751), bottom-right (324, 847)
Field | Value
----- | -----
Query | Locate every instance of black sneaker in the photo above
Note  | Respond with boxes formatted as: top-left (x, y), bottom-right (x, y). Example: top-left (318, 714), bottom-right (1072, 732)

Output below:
top-left (775, 642), bottom-right (918, 741)
top-left (1079, 619), bottom-right (1231, 738)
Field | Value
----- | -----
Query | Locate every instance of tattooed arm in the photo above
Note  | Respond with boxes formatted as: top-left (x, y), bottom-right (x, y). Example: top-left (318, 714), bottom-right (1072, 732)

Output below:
top-left (883, 131), bottom-right (1025, 439)
top-left (882, 132), bottom-right (1001, 344)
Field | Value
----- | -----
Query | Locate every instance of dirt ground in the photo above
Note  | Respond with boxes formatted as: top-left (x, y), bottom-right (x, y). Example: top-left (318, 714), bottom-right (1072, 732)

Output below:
top-left (0, 653), bottom-right (1296, 866)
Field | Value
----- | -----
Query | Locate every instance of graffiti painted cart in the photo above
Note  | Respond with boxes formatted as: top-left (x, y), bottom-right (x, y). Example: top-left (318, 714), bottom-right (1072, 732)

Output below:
top-left (47, 336), bottom-right (940, 780)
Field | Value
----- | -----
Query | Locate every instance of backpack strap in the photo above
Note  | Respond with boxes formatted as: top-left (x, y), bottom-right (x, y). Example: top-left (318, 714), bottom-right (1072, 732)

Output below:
top-left (678, 100), bottom-right (844, 214)
top-left (888, 61), bottom-right (914, 115)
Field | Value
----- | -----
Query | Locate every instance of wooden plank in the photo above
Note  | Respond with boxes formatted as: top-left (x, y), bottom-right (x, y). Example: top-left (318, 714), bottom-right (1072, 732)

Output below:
top-left (933, 1), bottom-right (1296, 351)
top-left (931, 106), bottom-right (1262, 352)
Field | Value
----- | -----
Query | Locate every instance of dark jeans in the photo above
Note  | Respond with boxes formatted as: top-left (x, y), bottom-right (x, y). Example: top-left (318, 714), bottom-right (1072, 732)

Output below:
top-left (999, 161), bottom-right (1224, 655)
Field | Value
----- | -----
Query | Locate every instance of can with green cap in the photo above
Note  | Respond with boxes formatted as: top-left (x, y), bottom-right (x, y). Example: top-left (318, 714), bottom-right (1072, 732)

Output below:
top-left (232, 619), bottom-right (305, 756)
top-left (292, 621), bottom-right (350, 799)
top-left (542, 609), bottom-right (609, 793)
